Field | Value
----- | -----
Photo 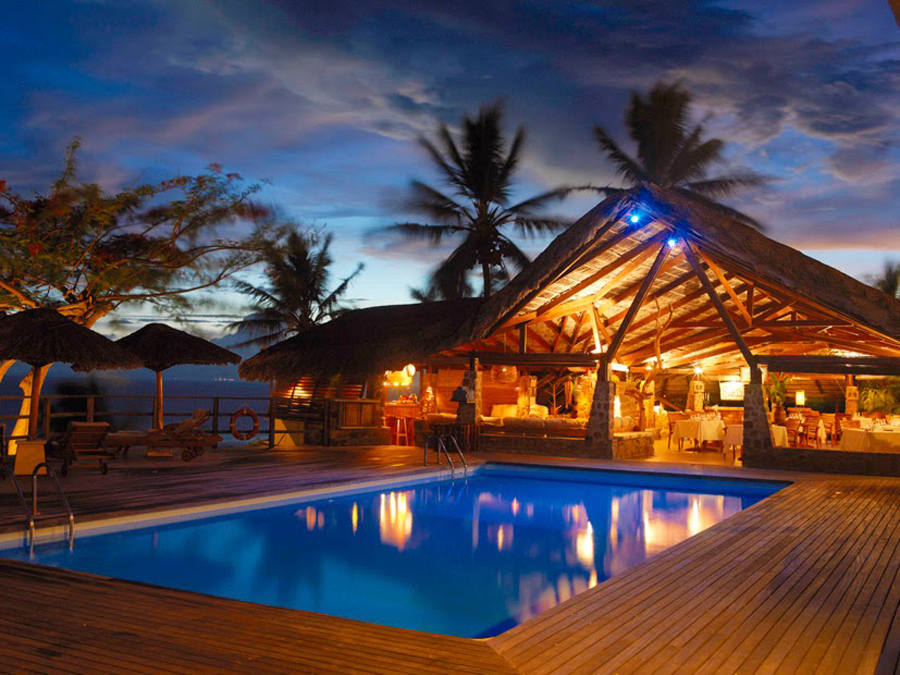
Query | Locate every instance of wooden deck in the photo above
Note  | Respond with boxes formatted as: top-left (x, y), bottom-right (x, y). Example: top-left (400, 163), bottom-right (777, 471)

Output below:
top-left (1, 447), bottom-right (900, 673)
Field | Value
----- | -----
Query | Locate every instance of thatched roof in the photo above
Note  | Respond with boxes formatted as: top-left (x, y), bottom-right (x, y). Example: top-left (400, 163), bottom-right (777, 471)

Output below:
top-left (0, 308), bottom-right (143, 370)
top-left (116, 323), bottom-right (241, 372)
top-left (474, 185), bottom-right (900, 343)
top-left (239, 299), bottom-right (483, 381)
top-left (458, 184), bottom-right (900, 372)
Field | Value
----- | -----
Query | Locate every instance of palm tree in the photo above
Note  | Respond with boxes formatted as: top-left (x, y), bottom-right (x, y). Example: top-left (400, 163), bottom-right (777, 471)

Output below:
top-left (228, 229), bottom-right (363, 348)
top-left (383, 102), bottom-right (581, 299)
top-left (869, 260), bottom-right (900, 298)
top-left (594, 81), bottom-right (768, 229)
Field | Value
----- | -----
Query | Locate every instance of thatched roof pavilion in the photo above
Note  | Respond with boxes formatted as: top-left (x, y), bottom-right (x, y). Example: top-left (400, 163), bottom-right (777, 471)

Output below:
top-left (242, 185), bottom-right (900, 386)
top-left (240, 298), bottom-right (483, 381)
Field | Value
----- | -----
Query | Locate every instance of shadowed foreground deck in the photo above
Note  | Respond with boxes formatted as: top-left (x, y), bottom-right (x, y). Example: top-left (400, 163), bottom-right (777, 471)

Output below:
top-left (1, 447), bottom-right (900, 673)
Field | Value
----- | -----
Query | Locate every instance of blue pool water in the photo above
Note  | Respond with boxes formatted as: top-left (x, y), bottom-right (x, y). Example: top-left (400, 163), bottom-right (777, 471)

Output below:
top-left (2, 466), bottom-right (785, 637)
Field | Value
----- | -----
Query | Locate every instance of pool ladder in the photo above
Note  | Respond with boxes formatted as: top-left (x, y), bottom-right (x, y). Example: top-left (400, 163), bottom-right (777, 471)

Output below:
top-left (424, 434), bottom-right (468, 476)
top-left (2, 460), bottom-right (75, 549)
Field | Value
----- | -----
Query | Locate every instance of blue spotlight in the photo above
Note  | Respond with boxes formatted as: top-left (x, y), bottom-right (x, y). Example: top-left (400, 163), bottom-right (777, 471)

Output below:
top-left (629, 213), bottom-right (641, 224)
top-left (667, 237), bottom-right (678, 247)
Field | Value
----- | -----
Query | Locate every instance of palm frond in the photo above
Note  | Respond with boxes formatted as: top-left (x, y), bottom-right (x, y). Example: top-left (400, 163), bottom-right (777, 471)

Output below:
top-left (380, 221), bottom-right (463, 244)
top-left (507, 185), bottom-right (594, 215)
top-left (594, 127), bottom-right (647, 184)
top-left (405, 180), bottom-right (466, 224)
top-left (512, 216), bottom-right (571, 237)
top-left (684, 172), bottom-right (770, 198)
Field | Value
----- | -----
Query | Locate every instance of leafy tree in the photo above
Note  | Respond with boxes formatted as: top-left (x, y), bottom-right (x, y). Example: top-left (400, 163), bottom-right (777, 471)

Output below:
top-left (868, 260), bottom-right (900, 298)
top-left (228, 229), bottom-right (363, 348)
top-left (594, 81), bottom-right (768, 229)
top-left (382, 102), bottom-right (582, 299)
top-left (0, 139), bottom-right (284, 438)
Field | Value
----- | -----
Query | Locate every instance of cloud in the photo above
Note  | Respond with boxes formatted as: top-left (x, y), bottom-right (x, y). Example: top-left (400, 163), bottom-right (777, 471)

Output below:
top-left (3, 0), bottom-right (900, 337)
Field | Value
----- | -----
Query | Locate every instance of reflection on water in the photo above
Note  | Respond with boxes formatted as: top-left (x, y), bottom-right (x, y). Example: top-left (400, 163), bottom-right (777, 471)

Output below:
top-left (3, 470), bottom-right (780, 638)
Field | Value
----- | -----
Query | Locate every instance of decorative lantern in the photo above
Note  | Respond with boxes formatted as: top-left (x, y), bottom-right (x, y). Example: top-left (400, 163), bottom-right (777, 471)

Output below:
top-left (404, 363), bottom-right (416, 378)
top-left (491, 364), bottom-right (518, 384)
top-left (795, 390), bottom-right (806, 406)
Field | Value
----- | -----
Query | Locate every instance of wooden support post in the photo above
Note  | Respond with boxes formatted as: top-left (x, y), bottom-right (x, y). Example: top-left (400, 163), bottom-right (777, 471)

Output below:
top-left (212, 397), bottom-right (220, 437)
top-left (519, 325), bottom-right (527, 354)
top-left (602, 243), bottom-right (671, 377)
top-left (683, 240), bottom-right (756, 368)
top-left (86, 396), bottom-right (95, 423)
top-left (155, 370), bottom-right (164, 429)
top-left (268, 380), bottom-right (275, 449)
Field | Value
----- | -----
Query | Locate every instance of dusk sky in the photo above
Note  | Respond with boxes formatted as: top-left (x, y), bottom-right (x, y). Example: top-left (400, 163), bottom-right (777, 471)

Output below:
top-left (3, 0), bottom-right (899, 339)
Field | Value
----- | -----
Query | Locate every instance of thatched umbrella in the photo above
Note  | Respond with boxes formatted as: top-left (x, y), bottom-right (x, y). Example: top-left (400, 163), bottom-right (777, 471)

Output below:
top-left (0, 309), bottom-right (142, 440)
top-left (116, 323), bottom-right (241, 429)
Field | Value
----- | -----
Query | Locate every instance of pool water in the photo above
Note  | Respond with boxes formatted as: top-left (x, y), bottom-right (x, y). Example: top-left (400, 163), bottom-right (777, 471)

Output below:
top-left (2, 466), bottom-right (785, 637)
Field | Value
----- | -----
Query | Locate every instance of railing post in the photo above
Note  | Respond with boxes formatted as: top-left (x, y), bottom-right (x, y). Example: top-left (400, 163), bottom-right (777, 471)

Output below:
top-left (86, 396), bottom-right (95, 423)
top-left (212, 398), bottom-right (220, 437)
top-left (42, 398), bottom-right (51, 439)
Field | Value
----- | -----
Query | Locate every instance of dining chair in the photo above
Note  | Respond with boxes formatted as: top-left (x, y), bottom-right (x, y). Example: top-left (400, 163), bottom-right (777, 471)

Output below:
top-left (802, 412), bottom-right (821, 448)
top-left (785, 418), bottom-right (802, 447)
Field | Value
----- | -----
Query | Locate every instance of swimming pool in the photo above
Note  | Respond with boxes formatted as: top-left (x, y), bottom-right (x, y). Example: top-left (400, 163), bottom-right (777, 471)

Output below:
top-left (2, 465), bottom-right (785, 637)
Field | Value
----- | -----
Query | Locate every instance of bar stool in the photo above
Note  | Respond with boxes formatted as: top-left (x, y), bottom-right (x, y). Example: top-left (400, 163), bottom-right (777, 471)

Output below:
top-left (390, 417), bottom-right (410, 445)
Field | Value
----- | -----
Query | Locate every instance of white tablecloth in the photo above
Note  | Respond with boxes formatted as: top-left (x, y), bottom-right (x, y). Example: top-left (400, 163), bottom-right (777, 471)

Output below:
top-left (840, 428), bottom-right (900, 453)
top-left (723, 424), bottom-right (743, 447)
top-left (771, 425), bottom-right (789, 447)
top-left (674, 419), bottom-right (725, 443)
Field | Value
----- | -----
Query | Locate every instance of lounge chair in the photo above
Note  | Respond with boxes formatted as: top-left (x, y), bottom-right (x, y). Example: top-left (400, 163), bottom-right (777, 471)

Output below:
top-left (57, 421), bottom-right (116, 475)
top-left (144, 409), bottom-right (223, 461)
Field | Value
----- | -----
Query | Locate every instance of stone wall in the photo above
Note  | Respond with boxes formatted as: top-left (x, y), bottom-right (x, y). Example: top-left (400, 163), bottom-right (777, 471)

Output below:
top-left (584, 380), bottom-right (616, 459)
top-left (744, 446), bottom-right (900, 476)
top-left (480, 430), bottom-right (656, 459)
top-left (741, 382), bottom-right (774, 460)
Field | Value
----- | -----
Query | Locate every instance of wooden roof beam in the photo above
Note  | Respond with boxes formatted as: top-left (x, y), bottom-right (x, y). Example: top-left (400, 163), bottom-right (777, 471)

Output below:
top-left (698, 251), bottom-right (753, 326)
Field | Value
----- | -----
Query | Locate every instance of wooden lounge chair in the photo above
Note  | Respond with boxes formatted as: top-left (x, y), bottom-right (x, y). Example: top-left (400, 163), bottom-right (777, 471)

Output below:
top-left (144, 409), bottom-right (223, 461)
top-left (58, 421), bottom-right (116, 476)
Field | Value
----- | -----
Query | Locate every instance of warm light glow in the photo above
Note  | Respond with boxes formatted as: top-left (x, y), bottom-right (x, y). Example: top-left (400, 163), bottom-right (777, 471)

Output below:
top-left (491, 364), bottom-right (519, 384)
top-left (693, 365), bottom-right (703, 375)
top-left (383, 369), bottom-right (413, 387)
top-left (379, 490), bottom-right (413, 550)
top-left (610, 361), bottom-right (629, 373)
top-left (795, 390), bottom-right (806, 406)
top-left (575, 521), bottom-right (595, 567)
top-left (404, 363), bottom-right (416, 378)
top-left (351, 503), bottom-right (358, 534)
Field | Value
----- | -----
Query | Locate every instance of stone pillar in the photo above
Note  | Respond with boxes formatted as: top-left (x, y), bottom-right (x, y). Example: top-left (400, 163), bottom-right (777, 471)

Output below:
top-left (742, 382), bottom-right (774, 464)
top-left (845, 386), bottom-right (859, 415)
top-left (516, 374), bottom-right (531, 416)
top-left (456, 364), bottom-right (482, 424)
top-left (585, 379), bottom-right (615, 459)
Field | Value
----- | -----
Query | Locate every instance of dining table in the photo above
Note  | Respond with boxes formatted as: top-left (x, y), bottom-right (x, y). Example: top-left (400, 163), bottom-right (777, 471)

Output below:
top-left (673, 418), bottom-right (726, 449)
top-left (839, 427), bottom-right (900, 453)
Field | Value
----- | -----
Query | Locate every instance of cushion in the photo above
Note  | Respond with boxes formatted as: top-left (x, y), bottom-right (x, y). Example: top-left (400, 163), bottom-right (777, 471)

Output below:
top-left (528, 404), bottom-right (550, 419)
top-left (479, 416), bottom-right (503, 427)
top-left (490, 404), bottom-right (519, 418)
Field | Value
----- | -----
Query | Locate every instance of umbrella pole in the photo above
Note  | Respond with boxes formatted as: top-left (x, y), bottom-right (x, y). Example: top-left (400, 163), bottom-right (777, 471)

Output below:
top-left (155, 370), bottom-right (164, 429)
top-left (28, 365), bottom-right (47, 441)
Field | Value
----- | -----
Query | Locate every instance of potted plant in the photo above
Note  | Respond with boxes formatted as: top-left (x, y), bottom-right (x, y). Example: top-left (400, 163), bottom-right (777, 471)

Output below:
top-left (765, 372), bottom-right (791, 425)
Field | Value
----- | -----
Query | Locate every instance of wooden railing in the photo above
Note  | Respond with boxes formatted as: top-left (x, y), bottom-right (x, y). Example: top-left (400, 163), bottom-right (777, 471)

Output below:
top-left (0, 394), bottom-right (276, 446)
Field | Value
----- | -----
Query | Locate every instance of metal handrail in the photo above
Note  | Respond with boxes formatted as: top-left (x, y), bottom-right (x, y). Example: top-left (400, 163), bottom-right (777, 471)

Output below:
top-left (424, 434), bottom-right (457, 474)
top-left (1, 462), bottom-right (34, 543)
top-left (441, 434), bottom-right (468, 474)
top-left (32, 463), bottom-right (75, 548)
top-left (436, 438), bottom-right (456, 474)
